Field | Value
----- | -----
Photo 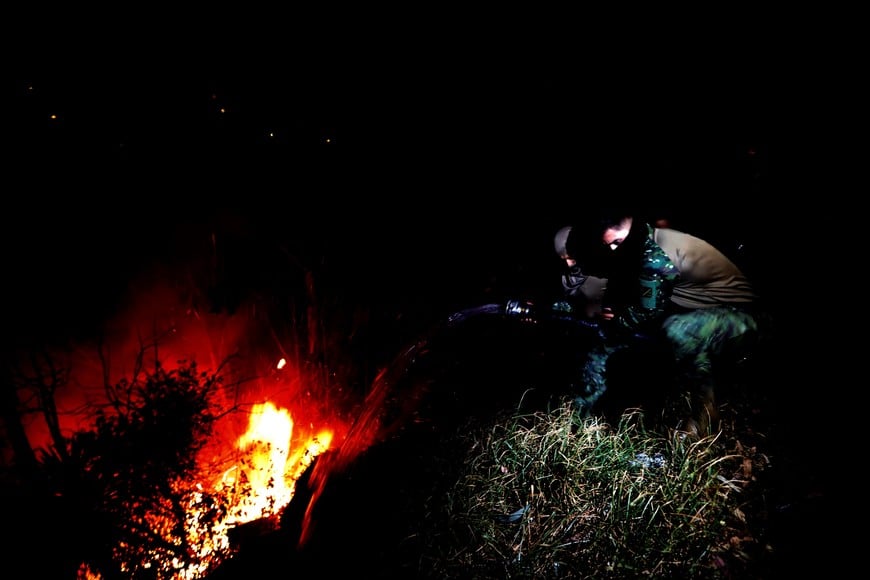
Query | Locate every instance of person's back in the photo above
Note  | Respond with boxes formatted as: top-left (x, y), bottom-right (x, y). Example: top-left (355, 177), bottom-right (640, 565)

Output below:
top-left (651, 227), bottom-right (756, 310)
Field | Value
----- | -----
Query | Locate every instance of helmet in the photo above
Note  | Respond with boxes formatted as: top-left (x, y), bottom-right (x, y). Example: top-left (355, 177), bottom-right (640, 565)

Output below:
top-left (554, 226), bottom-right (572, 258)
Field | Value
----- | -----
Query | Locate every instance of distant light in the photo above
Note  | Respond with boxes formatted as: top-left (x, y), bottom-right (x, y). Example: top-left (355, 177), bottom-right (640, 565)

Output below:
top-left (50, 114), bottom-right (58, 120)
top-left (277, 358), bottom-right (286, 370)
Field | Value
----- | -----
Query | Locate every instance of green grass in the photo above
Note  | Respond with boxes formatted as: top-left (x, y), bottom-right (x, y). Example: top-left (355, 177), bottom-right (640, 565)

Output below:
top-left (416, 401), bottom-right (771, 579)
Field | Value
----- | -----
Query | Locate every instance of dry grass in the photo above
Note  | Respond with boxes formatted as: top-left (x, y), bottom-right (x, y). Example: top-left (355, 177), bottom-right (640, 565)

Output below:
top-left (415, 400), bottom-right (772, 579)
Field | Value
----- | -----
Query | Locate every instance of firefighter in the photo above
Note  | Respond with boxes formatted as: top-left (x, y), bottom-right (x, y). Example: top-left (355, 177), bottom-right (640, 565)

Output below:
top-left (554, 208), bottom-right (770, 435)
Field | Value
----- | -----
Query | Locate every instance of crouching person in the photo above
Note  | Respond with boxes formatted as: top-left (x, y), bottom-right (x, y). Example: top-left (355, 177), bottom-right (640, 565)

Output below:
top-left (554, 209), bottom-right (771, 436)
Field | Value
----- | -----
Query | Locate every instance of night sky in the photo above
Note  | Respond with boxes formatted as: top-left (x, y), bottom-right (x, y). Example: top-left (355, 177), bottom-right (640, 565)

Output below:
top-left (7, 78), bottom-right (771, 341)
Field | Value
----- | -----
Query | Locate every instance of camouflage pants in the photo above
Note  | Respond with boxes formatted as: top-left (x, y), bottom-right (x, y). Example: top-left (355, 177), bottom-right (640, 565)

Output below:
top-left (574, 306), bottom-right (765, 417)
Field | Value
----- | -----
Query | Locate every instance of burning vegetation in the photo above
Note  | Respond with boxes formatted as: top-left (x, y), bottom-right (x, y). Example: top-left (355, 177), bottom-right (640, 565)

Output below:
top-left (1, 251), bottom-right (379, 579)
top-left (14, 345), bottom-right (345, 579)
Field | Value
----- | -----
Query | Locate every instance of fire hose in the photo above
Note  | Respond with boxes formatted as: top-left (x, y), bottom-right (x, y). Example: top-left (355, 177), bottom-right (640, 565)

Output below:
top-left (446, 299), bottom-right (658, 346)
top-left (446, 299), bottom-right (605, 339)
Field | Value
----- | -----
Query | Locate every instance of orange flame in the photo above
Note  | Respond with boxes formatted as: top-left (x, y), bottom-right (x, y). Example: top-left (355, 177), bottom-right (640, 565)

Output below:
top-left (218, 401), bottom-right (332, 526)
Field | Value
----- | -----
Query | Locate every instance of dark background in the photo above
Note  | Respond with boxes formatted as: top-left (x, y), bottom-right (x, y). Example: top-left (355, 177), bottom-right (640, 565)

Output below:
top-left (7, 78), bottom-right (773, 341)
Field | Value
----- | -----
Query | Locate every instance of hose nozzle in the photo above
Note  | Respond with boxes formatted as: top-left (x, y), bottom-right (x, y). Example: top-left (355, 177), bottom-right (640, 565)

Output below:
top-left (505, 299), bottom-right (536, 323)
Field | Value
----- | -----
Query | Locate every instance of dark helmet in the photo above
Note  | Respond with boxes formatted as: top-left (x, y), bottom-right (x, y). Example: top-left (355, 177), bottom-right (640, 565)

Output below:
top-left (554, 226), bottom-right (573, 258)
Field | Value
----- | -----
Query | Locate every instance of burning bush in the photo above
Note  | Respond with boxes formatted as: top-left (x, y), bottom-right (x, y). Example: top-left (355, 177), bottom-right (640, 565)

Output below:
top-left (33, 360), bottom-right (231, 579)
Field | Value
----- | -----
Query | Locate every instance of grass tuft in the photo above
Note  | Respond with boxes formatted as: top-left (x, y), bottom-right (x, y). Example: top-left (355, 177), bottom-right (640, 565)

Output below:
top-left (417, 400), bottom-right (771, 579)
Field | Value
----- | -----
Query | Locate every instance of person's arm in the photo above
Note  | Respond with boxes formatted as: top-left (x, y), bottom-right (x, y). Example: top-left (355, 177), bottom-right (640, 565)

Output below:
top-left (560, 267), bottom-right (608, 318)
top-left (609, 281), bottom-right (669, 335)
top-left (605, 230), bottom-right (677, 337)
